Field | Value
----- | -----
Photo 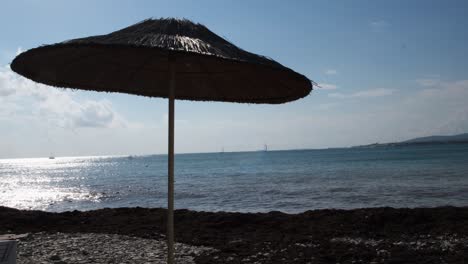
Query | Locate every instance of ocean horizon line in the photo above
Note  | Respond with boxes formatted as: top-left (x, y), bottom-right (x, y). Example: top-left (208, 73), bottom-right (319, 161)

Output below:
top-left (0, 147), bottom-right (350, 161)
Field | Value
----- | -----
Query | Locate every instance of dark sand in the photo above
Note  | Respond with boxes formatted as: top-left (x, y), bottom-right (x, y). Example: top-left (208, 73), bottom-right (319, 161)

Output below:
top-left (1, 206), bottom-right (467, 263)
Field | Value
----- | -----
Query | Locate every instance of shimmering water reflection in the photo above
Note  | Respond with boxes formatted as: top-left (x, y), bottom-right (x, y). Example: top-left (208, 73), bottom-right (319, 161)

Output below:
top-left (1, 144), bottom-right (468, 213)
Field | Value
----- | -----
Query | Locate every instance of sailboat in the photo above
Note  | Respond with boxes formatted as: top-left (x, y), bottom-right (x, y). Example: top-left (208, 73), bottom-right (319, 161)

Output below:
top-left (256, 144), bottom-right (268, 152)
top-left (49, 153), bottom-right (55, 159)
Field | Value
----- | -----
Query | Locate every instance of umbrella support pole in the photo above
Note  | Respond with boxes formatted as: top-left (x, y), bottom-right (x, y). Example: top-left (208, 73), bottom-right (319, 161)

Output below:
top-left (167, 59), bottom-right (175, 264)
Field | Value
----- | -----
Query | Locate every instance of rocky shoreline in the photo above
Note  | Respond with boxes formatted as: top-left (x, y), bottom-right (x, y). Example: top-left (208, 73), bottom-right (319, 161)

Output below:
top-left (1, 206), bottom-right (467, 263)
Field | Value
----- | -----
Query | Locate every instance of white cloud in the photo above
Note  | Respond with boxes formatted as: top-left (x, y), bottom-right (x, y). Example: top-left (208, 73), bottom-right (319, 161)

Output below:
top-left (437, 108), bottom-right (468, 135)
top-left (327, 93), bottom-right (345, 98)
top-left (317, 103), bottom-right (338, 110)
top-left (418, 80), bottom-right (468, 98)
top-left (0, 64), bottom-right (126, 129)
top-left (386, 79), bottom-right (468, 137)
top-left (416, 78), bottom-right (440, 87)
top-left (325, 69), bottom-right (337, 75)
top-left (74, 100), bottom-right (121, 128)
top-left (317, 83), bottom-right (338, 90)
top-left (329, 88), bottom-right (395, 98)
top-left (370, 20), bottom-right (389, 32)
top-left (0, 48), bottom-right (24, 63)
top-left (15, 47), bottom-right (24, 56)
top-left (353, 88), bottom-right (395, 97)
top-left (281, 79), bottom-right (468, 148)
top-left (0, 65), bottom-right (19, 96)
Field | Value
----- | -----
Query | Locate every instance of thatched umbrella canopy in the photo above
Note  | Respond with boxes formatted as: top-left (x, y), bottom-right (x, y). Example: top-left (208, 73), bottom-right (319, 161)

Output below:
top-left (11, 18), bottom-right (314, 264)
top-left (12, 18), bottom-right (312, 103)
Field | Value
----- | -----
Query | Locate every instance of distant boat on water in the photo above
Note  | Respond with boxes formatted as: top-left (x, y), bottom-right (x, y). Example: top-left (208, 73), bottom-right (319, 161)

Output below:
top-left (256, 144), bottom-right (268, 152)
top-left (49, 154), bottom-right (55, 159)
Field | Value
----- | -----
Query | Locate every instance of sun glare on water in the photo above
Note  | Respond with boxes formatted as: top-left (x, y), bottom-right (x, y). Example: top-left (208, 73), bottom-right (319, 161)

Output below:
top-left (0, 157), bottom-right (104, 211)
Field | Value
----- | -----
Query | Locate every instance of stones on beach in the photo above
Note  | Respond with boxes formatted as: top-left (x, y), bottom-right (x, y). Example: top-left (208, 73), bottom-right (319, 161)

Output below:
top-left (17, 232), bottom-right (217, 264)
top-left (329, 235), bottom-right (468, 263)
top-left (3, 206), bottom-right (468, 263)
top-left (330, 234), bottom-right (468, 253)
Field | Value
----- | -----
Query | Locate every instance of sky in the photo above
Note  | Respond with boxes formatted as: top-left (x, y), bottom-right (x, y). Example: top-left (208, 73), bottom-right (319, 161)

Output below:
top-left (1, 0), bottom-right (468, 158)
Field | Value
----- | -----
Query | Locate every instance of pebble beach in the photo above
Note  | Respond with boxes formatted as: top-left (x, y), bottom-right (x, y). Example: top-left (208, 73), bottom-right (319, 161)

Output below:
top-left (2, 206), bottom-right (468, 263)
top-left (17, 232), bottom-right (216, 264)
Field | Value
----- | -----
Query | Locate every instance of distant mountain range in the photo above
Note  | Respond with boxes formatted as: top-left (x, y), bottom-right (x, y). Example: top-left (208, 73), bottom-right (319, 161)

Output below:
top-left (352, 133), bottom-right (468, 148)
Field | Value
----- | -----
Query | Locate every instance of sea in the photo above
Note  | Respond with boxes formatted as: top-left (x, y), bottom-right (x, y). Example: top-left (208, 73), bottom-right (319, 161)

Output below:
top-left (1, 143), bottom-right (468, 213)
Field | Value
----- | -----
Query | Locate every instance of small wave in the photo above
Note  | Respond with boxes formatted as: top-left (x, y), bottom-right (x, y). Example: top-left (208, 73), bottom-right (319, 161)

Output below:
top-left (328, 187), bottom-right (354, 193)
top-left (262, 189), bottom-right (283, 195)
top-left (272, 200), bottom-right (305, 208)
top-left (175, 192), bottom-right (208, 199)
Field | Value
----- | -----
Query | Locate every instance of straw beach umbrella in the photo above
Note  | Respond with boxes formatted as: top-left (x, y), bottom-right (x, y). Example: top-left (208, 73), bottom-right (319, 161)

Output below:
top-left (11, 18), bottom-right (313, 263)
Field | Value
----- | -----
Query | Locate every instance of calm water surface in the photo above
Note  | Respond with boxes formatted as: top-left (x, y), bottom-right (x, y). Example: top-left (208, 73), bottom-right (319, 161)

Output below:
top-left (1, 144), bottom-right (467, 213)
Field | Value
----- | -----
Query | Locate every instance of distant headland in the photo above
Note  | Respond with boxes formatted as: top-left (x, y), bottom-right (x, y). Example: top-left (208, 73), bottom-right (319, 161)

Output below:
top-left (352, 133), bottom-right (468, 148)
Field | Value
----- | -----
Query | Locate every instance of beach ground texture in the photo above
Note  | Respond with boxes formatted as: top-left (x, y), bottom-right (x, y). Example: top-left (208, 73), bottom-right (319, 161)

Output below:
top-left (0, 206), bottom-right (467, 263)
